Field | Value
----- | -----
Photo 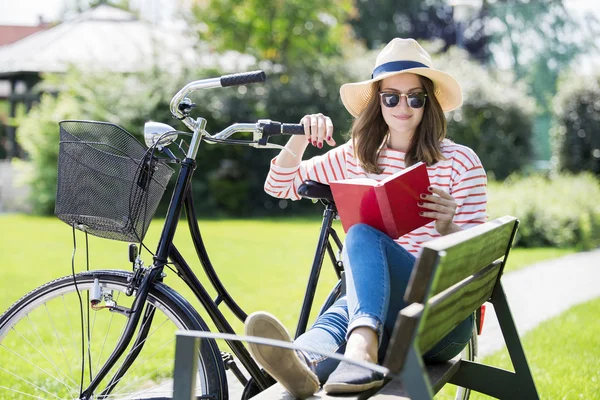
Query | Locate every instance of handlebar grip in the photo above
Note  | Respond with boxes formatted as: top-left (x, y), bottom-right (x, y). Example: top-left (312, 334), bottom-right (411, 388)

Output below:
top-left (281, 123), bottom-right (305, 135)
top-left (220, 70), bottom-right (266, 87)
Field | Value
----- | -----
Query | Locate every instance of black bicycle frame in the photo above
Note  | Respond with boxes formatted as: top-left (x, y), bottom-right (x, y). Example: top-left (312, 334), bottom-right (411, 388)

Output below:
top-left (80, 154), bottom-right (344, 398)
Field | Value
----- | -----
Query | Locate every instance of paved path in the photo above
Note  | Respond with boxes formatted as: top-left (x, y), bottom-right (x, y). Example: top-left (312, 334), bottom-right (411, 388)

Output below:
top-left (478, 248), bottom-right (600, 356)
top-left (217, 249), bottom-right (600, 398)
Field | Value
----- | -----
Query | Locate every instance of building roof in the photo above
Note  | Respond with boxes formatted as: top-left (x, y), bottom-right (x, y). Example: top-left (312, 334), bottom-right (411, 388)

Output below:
top-left (0, 24), bottom-right (48, 47)
top-left (0, 5), bottom-right (253, 78)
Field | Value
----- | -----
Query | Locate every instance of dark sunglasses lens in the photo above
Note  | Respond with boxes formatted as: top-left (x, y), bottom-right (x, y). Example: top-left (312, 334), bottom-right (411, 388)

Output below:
top-left (381, 93), bottom-right (400, 108)
top-left (408, 93), bottom-right (426, 108)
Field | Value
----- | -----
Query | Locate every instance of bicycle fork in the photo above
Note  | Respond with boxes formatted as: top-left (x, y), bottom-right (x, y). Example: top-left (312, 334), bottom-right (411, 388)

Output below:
top-left (80, 267), bottom-right (162, 400)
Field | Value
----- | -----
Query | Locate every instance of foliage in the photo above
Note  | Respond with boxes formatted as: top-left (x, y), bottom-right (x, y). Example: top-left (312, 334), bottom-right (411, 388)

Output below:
top-left (16, 58), bottom-right (355, 217)
top-left (436, 46), bottom-right (536, 179)
top-left (349, 0), bottom-right (490, 62)
top-left (191, 0), bottom-right (353, 67)
top-left (16, 93), bottom-right (82, 214)
top-left (16, 68), bottom-right (184, 214)
top-left (551, 73), bottom-right (600, 177)
top-left (485, 0), bottom-right (600, 161)
top-left (487, 173), bottom-right (600, 250)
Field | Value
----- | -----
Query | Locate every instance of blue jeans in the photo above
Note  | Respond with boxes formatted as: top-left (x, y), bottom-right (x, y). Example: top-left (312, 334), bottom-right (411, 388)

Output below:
top-left (295, 224), bottom-right (474, 383)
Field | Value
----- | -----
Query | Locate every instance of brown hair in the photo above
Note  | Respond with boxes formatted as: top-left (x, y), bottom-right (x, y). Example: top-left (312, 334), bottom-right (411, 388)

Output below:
top-left (350, 75), bottom-right (447, 174)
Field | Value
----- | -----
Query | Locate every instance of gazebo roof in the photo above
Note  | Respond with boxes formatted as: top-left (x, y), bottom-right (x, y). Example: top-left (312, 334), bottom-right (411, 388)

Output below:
top-left (0, 5), bottom-right (250, 78)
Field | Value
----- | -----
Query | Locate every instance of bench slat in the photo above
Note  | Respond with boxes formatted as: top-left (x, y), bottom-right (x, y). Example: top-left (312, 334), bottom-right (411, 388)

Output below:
top-left (428, 216), bottom-right (517, 297)
top-left (252, 358), bottom-right (460, 400)
top-left (418, 261), bottom-right (501, 353)
top-left (405, 216), bottom-right (517, 303)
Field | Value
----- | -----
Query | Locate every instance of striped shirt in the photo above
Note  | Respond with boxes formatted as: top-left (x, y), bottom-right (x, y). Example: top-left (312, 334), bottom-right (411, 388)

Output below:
top-left (265, 139), bottom-right (488, 254)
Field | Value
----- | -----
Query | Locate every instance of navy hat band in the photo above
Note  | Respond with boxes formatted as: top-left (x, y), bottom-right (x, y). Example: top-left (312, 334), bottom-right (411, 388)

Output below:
top-left (372, 61), bottom-right (429, 79)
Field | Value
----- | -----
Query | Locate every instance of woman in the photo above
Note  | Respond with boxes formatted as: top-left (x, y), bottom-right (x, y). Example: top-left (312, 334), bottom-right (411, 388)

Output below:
top-left (245, 38), bottom-right (487, 398)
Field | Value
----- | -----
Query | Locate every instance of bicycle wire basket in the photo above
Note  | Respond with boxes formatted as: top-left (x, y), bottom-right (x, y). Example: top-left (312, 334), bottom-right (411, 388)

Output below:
top-left (55, 120), bottom-right (174, 242)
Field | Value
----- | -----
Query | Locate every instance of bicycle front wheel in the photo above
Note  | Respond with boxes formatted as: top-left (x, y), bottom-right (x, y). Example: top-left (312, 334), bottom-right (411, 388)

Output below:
top-left (0, 270), bottom-right (227, 399)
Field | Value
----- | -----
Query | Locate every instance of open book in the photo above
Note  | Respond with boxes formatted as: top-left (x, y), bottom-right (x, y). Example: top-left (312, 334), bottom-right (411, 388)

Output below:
top-left (330, 161), bottom-right (435, 238)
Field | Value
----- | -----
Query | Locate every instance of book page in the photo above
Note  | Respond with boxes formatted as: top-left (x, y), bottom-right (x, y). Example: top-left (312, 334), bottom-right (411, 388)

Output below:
top-left (378, 161), bottom-right (425, 185)
top-left (331, 178), bottom-right (378, 186)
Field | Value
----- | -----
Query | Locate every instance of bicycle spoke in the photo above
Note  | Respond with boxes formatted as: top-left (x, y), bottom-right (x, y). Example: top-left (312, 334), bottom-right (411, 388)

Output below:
top-left (6, 325), bottom-right (79, 390)
top-left (0, 365), bottom-right (63, 400)
top-left (0, 342), bottom-right (78, 396)
top-left (44, 302), bottom-right (76, 381)
top-left (62, 294), bottom-right (80, 371)
top-left (101, 311), bottom-right (170, 391)
top-left (0, 273), bottom-right (223, 398)
top-left (110, 334), bottom-right (176, 395)
top-left (26, 315), bottom-right (81, 388)
top-left (95, 291), bottom-right (121, 373)
top-left (0, 385), bottom-right (48, 400)
top-left (110, 358), bottom-right (174, 397)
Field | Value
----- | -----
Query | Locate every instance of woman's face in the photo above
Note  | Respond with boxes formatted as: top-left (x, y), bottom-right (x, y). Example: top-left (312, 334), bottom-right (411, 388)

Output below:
top-left (379, 73), bottom-right (426, 138)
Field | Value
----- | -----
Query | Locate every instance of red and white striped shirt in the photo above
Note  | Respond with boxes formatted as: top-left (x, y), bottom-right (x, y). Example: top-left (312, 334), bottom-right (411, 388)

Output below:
top-left (265, 139), bottom-right (488, 254)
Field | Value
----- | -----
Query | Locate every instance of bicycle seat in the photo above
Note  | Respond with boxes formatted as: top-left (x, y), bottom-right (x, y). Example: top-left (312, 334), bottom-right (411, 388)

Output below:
top-left (298, 180), bottom-right (334, 202)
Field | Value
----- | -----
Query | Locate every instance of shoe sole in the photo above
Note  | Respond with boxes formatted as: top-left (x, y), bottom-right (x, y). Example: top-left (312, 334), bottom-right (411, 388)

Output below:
top-left (323, 378), bottom-right (384, 394)
top-left (245, 312), bottom-right (319, 399)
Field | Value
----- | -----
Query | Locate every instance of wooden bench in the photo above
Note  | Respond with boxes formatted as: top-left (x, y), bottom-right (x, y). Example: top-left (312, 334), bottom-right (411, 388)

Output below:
top-left (172, 215), bottom-right (540, 399)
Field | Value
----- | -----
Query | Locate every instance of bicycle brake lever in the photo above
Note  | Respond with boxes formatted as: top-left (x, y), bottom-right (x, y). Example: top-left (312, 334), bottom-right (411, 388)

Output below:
top-left (251, 142), bottom-right (296, 156)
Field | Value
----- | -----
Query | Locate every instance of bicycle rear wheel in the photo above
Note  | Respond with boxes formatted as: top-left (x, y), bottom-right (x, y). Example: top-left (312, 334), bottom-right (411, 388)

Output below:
top-left (0, 270), bottom-right (227, 399)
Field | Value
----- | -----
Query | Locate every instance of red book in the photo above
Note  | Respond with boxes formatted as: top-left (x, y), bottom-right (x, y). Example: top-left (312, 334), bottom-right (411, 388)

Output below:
top-left (330, 161), bottom-right (435, 238)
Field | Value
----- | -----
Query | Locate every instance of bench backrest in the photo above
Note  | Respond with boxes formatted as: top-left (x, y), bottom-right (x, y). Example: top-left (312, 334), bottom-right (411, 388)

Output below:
top-left (383, 215), bottom-right (519, 373)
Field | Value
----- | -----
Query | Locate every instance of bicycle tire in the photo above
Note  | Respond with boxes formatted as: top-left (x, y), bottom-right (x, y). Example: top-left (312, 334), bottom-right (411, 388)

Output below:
top-left (0, 270), bottom-right (227, 400)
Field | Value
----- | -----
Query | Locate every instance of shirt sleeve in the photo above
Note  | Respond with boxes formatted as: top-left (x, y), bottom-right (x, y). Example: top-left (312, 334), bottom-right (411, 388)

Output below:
top-left (264, 143), bottom-right (349, 200)
top-left (450, 149), bottom-right (488, 230)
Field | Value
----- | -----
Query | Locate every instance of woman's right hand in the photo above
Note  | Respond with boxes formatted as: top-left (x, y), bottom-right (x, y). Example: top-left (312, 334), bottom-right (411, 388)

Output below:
top-left (300, 113), bottom-right (336, 149)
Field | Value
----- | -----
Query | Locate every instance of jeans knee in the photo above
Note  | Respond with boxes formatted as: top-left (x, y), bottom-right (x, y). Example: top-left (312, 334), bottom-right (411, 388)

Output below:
top-left (346, 224), bottom-right (381, 248)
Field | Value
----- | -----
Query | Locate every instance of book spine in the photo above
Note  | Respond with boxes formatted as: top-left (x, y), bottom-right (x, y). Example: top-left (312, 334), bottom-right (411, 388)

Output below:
top-left (374, 186), bottom-right (398, 238)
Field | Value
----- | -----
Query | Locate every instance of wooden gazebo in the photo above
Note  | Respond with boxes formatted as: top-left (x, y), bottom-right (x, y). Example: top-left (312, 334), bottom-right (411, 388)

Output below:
top-left (0, 4), bottom-right (207, 159)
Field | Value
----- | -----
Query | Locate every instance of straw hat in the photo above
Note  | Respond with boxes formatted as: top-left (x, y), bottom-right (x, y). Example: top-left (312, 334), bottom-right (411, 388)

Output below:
top-left (340, 38), bottom-right (463, 117)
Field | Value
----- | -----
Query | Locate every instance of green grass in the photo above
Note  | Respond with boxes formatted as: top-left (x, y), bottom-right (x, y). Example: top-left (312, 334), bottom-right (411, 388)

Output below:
top-left (468, 297), bottom-right (600, 399)
top-left (504, 246), bottom-right (577, 274)
top-left (0, 214), bottom-right (581, 397)
top-left (0, 214), bottom-right (576, 333)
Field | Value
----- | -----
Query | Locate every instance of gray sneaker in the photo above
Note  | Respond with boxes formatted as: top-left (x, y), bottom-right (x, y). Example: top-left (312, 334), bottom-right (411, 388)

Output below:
top-left (244, 311), bottom-right (320, 399)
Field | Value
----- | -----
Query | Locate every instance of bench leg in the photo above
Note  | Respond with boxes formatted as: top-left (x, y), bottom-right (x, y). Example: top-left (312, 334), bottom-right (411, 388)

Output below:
top-left (173, 334), bottom-right (200, 400)
top-left (402, 344), bottom-right (435, 400)
top-left (449, 282), bottom-right (539, 399)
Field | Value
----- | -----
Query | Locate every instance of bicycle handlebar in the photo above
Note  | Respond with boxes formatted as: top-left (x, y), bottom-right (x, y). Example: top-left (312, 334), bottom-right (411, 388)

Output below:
top-left (220, 70), bottom-right (266, 87)
top-left (169, 70), bottom-right (306, 158)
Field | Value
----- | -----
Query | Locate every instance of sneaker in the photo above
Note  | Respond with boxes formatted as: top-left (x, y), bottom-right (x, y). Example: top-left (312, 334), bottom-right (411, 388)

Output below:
top-left (244, 311), bottom-right (320, 399)
top-left (323, 360), bottom-right (384, 394)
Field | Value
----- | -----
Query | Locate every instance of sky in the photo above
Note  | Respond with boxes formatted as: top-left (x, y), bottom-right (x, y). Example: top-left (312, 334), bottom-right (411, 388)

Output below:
top-left (1, 0), bottom-right (598, 26)
top-left (0, 0), bottom-right (178, 25)
top-left (0, 0), bottom-right (598, 71)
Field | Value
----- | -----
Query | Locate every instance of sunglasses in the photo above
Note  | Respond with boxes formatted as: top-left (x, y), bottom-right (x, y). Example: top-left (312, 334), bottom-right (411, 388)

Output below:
top-left (379, 92), bottom-right (428, 109)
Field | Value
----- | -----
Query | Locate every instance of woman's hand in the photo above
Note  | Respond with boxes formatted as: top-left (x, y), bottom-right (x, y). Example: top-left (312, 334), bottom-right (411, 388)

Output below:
top-left (418, 186), bottom-right (462, 236)
top-left (300, 113), bottom-right (336, 149)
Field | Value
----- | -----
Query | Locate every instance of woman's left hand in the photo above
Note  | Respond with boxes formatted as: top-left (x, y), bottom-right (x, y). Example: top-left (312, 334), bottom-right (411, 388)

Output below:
top-left (418, 186), bottom-right (461, 236)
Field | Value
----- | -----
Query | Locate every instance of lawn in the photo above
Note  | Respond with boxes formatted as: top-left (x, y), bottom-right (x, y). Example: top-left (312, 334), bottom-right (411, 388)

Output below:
top-left (0, 214), bottom-right (576, 333)
top-left (0, 214), bottom-right (580, 397)
top-left (440, 297), bottom-right (600, 399)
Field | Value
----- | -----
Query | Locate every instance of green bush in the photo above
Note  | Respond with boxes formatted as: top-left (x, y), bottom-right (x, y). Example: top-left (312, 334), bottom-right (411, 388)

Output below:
top-left (487, 173), bottom-right (600, 249)
top-left (16, 93), bottom-right (83, 214)
top-left (435, 47), bottom-right (537, 180)
top-left (551, 74), bottom-right (600, 177)
top-left (16, 68), bottom-right (180, 214)
top-left (16, 61), bottom-right (355, 217)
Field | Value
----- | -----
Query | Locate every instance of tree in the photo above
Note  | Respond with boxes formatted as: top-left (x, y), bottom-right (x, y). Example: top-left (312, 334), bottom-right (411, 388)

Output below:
top-left (349, 0), bottom-right (491, 62)
top-left (485, 0), bottom-right (600, 162)
top-left (191, 0), bottom-right (353, 68)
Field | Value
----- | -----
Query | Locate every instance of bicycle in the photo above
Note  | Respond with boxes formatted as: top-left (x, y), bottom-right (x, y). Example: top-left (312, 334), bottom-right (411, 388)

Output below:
top-left (0, 70), bottom-right (477, 400)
